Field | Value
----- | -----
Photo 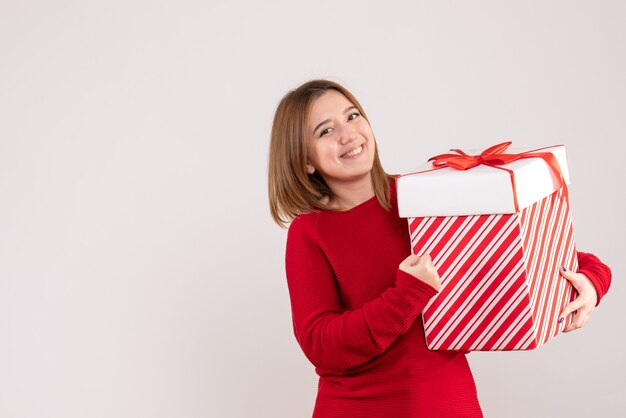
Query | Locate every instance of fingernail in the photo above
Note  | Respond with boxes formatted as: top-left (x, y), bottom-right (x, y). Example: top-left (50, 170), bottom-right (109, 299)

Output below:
top-left (561, 266), bottom-right (566, 272)
top-left (559, 317), bottom-right (564, 323)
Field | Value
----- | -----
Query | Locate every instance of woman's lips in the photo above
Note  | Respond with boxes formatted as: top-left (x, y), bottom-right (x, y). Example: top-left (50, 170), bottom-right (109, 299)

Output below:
top-left (340, 145), bottom-right (364, 158)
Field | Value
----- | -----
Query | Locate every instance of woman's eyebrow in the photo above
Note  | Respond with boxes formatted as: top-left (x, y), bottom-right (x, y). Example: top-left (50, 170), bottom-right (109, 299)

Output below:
top-left (313, 119), bottom-right (331, 135)
top-left (313, 106), bottom-right (359, 135)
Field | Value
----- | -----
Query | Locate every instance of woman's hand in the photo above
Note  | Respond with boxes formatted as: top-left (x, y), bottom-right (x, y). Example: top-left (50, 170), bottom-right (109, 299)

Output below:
top-left (558, 267), bottom-right (599, 333)
top-left (399, 254), bottom-right (441, 291)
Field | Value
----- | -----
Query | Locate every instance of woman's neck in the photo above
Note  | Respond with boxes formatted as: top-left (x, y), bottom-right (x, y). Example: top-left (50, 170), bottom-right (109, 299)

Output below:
top-left (325, 175), bottom-right (375, 211)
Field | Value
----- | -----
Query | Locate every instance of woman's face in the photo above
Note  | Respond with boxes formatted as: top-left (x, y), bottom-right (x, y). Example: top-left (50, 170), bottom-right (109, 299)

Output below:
top-left (306, 90), bottom-right (376, 189)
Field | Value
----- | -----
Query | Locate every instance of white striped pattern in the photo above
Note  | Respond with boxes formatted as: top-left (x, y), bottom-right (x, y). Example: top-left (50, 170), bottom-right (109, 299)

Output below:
top-left (423, 215), bottom-right (510, 333)
top-left (409, 188), bottom-right (578, 351)
top-left (427, 220), bottom-right (521, 349)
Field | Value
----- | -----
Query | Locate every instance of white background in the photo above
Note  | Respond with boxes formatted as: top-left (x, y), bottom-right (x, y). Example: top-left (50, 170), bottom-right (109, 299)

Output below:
top-left (1, 1), bottom-right (624, 417)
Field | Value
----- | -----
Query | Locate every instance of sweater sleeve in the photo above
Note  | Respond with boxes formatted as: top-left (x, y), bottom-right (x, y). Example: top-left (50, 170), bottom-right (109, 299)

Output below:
top-left (577, 251), bottom-right (612, 305)
top-left (285, 216), bottom-right (438, 373)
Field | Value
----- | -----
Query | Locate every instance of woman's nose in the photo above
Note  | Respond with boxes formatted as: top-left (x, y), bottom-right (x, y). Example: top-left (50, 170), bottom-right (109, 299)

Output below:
top-left (339, 127), bottom-right (357, 145)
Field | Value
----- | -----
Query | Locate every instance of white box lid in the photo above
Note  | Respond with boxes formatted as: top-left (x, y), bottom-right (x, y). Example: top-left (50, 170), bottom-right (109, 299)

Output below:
top-left (396, 144), bottom-right (571, 218)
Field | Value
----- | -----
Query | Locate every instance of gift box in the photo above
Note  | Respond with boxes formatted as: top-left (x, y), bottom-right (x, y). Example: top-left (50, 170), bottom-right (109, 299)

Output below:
top-left (396, 142), bottom-right (578, 351)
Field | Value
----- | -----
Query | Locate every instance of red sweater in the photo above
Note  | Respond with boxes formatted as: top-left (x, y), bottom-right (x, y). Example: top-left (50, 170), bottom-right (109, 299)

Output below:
top-left (285, 179), bottom-right (611, 418)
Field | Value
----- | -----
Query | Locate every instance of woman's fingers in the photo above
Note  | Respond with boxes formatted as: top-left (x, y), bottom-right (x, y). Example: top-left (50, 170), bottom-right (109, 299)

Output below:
top-left (558, 267), bottom-right (597, 333)
top-left (559, 297), bottom-right (585, 323)
top-left (399, 253), bottom-right (441, 291)
top-left (409, 254), bottom-right (421, 266)
top-left (559, 266), bottom-right (583, 290)
top-left (400, 254), bottom-right (420, 268)
top-left (560, 297), bottom-right (589, 333)
top-left (563, 309), bottom-right (592, 333)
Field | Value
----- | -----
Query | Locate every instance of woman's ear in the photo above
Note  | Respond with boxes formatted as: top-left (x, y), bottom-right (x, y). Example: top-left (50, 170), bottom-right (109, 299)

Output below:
top-left (306, 163), bottom-right (315, 175)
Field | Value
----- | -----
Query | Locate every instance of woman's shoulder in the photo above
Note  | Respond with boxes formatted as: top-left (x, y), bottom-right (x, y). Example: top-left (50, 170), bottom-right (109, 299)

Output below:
top-left (288, 210), bottom-right (320, 235)
top-left (285, 211), bottom-right (325, 252)
top-left (291, 210), bottom-right (318, 224)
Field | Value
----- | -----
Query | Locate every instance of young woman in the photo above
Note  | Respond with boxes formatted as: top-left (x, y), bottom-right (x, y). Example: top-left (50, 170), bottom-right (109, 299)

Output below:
top-left (268, 79), bottom-right (612, 418)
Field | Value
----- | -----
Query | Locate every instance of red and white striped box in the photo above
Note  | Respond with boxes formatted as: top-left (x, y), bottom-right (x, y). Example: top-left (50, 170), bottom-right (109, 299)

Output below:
top-left (396, 144), bottom-right (578, 351)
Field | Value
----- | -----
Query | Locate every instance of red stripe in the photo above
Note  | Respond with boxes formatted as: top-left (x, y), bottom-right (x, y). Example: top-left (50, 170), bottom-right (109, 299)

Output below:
top-left (520, 201), bottom-right (541, 308)
top-left (425, 215), bottom-right (509, 326)
top-left (533, 191), bottom-right (564, 341)
top-left (411, 216), bottom-right (446, 252)
top-left (472, 279), bottom-right (529, 349)
top-left (538, 211), bottom-right (565, 342)
top-left (427, 217), bottom-right (519, 344)
top-left (427, 217), bottom-right (468, 259)
top-left (419, 216), bottom-right (458, 256)
top-left (528, 195), bottom-right (553, 319)
top-left (518, 328), bottom-right (539, 350)
top-left (431, 246), bottom-right (521, 348)
top-left (445, 257), bottom-right (525, 350)
top-left (429, 216), bottom-right (488, 281)
top-left (485, 299), bottom-right (533, 350)
top-left (522, 193), bottom-right (551, 330)
top-left (421, 215), bottom-right (502, 316)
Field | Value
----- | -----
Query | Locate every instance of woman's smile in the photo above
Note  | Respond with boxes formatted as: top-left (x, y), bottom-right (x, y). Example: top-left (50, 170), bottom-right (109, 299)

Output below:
top-left (340, 144), bottom-right (364, 159)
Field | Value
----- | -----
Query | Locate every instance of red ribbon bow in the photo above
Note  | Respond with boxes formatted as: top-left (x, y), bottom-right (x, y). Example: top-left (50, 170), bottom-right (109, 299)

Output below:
top-left (428, 141), bottom-right (567, 212)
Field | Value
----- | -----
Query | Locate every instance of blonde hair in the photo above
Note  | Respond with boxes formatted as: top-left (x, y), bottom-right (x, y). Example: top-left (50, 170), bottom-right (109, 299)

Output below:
top-left (268, 79), bottom-right (391, 228)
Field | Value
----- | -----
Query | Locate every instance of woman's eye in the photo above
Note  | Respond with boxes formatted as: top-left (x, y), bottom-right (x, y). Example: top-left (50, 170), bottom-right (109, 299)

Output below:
top-left (319, 128), bottom-right (331, 137)
top-left (348, 112), bottom-right (360, 121)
